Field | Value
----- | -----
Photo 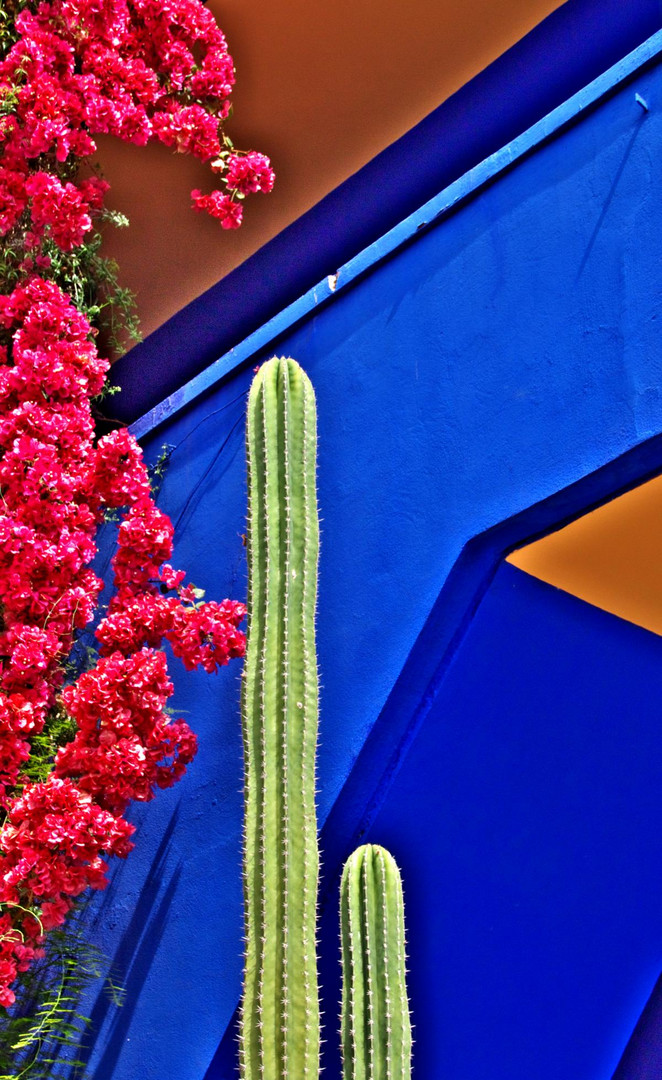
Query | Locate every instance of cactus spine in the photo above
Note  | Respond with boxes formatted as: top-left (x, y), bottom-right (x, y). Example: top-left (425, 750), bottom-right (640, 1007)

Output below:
top-left (340, 844), bottom-right (412, 1080)
top-left (241, 357), bottom-right (320, 1080)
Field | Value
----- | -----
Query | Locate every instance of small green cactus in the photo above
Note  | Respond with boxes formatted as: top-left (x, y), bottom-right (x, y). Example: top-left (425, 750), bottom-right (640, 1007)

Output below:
top-left (241, 357), bottom-right (320, 1080)
top-left (340, 844), bottom-right (412, 1080)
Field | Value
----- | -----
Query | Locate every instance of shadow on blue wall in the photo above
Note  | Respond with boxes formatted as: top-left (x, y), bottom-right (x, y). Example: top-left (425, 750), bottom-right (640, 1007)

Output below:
top-left (613, 974), bottom-right (662, 1079)
top-left (77, 809), bottom-right (183, 1076)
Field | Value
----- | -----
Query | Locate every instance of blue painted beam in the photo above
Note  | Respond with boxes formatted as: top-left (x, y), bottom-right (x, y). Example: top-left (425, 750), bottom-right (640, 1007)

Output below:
top-left (108, 0), bottom-right (662, 425)
top-left (129, 25), bottom-right (662, 443)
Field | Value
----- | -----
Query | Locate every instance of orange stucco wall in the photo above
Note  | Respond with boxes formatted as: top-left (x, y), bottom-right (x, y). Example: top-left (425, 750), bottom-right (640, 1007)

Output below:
top-left (508, 475), bottom-right (662, 638)
top-left (97, 0), bottom-right (564, 338)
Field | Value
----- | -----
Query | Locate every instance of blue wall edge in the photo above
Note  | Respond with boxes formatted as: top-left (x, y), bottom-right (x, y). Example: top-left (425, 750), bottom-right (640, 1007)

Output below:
top-left (612, 973), bottom-right (662, 1078)
top-left (128, 23), bottom-right (662, 444)
top-left (108, 0), bottom-right (662, 426)
top-left (204, 429), bottom-right (662, 1079)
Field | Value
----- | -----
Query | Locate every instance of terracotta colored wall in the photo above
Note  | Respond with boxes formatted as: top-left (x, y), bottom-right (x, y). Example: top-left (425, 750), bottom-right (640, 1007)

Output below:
top-left (97, 0), bottom-right (564, 338)
top-left (508, 475), bottom-right (662, 638)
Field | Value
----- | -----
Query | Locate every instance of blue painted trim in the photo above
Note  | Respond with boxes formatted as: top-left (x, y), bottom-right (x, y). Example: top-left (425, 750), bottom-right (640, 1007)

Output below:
top-left (205, 429), bottom-right (662, 1078)
top-left (111, 0), bottom-right (662, 426)
top-left (130, 26), bottom-right (662, 443)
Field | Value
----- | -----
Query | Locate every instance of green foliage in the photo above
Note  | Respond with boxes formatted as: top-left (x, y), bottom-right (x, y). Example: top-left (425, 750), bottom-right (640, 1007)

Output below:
top-left (0, 205), bottom-right (141, 358)
top-left (340, 845), bottom-right (412, 1080)
top-left (147, 444), bottom-right (175, 500)
top-left (0, 913), bottom-right (122, 1080)
top-left (241, 358), bottom-right (320, 1080)
top-left (14, 707), bottom-right (78, 792)
top-left (0, 0), bottom-right (23, 60)
top-left (0, 704), bottom-right (78, 836)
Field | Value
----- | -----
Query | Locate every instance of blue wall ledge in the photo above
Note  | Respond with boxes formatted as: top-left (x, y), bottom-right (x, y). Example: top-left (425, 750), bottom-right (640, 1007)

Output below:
top-left (128, 23), bottom-right (662, 444)
top-left (107, 0), bottom-right (662, 425)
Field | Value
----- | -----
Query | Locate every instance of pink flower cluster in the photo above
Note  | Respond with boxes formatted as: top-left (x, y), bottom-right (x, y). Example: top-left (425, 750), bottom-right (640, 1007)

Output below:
top-left (0, 0), bottom-right (275, 250)
top-left (0, 275), bottom-right (246, 1007)
top-left (0, 0), bottom-right (270, 1009)
top-left (192, 151), bottom-right (275, 229)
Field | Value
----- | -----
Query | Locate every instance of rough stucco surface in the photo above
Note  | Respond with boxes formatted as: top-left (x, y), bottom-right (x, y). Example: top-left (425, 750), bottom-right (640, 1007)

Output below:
top-left (79, 48), bottom-right (662, 1080)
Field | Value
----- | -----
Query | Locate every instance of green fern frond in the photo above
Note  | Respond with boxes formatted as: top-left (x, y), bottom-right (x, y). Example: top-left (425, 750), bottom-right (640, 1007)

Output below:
top-left (0, 913), bottom-right (122, 1080)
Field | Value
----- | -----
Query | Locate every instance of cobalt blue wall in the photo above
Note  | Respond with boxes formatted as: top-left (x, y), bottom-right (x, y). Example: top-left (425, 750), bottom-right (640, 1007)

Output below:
top-left (80, 29), bottom-right (662, 1080)
top-left (319, 561), bottom-right (662, 1080)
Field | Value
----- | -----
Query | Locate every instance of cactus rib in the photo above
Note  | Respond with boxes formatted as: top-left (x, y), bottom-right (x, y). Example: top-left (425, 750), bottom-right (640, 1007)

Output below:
top-left (241, 357), bottom-right (320, 1080)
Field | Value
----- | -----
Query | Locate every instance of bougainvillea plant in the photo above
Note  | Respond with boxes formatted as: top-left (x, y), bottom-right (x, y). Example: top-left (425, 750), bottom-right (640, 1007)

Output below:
top-left (0, 0), bottom-right (274, 1021)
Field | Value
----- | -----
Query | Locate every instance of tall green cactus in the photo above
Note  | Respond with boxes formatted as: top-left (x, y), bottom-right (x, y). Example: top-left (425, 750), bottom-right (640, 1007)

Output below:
top-left (241, 356), bottom-right (320, 1080)
top-left (340, 844), bottom-right (412, 1080)
top-left (242, 359), bottom-right (412, 1080)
